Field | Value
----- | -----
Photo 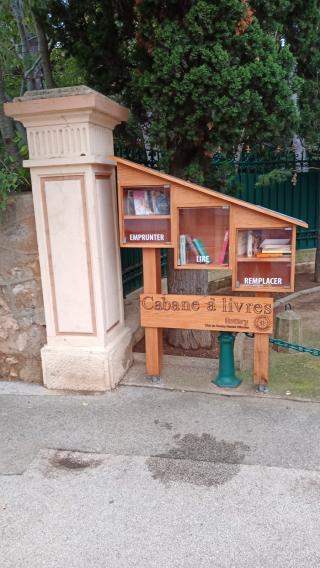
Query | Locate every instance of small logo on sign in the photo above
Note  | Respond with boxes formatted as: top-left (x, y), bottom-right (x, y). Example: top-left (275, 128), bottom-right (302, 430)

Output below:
top-left (254, 315), bottom-right (272, 331)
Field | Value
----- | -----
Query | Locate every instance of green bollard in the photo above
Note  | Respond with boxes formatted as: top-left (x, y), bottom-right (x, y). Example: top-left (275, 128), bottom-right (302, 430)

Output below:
top-left (213, 332), bottom-right (242, 388)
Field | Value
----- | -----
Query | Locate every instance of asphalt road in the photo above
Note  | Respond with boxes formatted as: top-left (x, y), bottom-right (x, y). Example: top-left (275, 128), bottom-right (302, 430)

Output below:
top-left (0, 382), bottom-right (319, 567)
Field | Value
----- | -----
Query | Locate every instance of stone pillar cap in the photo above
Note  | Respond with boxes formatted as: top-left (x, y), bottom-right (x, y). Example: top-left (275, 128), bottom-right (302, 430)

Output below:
top-left (4, 85), bottom-right (129, 126)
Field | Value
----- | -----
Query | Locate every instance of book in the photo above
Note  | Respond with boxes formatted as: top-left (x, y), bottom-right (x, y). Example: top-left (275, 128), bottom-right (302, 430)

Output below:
top-left (154, 190), bottom-right (170, 214)
top-left (193, 238), bottom-right (207, 256)
top-left (246, 230), bottom-right (253, 257)
top-left (262, 247), bottom-right (291, 251)
top-left (150, 190), bottom-right (160, 214)
top-left (219, 230), bottom-right (229, 265)
top-left (126, 190), bottom-right (135, 215)
top-left (260, 238), bottom-right (290, 247)
top-left (132, 190), bottom-right (154, 215)
top-left (130, 188), bottom-right (170, 215)
top-left (255, 252), bottom-right (287, 258)
top-left (186, 235), bottom-right (199, 260)
top-left (237, 231), bottom-right (247, 256)
top-left (193, 238), bottom-right (211, 263)
top-left (145, 190), bottom-right (153, 214)
top-left (260, 248), bottom-right (291, 254)
top-left (180, 235), bottom-right (187, 265)
top-left (132, 190), bottom-right (148, 215)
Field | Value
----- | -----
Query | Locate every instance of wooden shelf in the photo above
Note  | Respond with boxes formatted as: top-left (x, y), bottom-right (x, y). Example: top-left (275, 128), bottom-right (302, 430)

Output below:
top-left (178, 263), bottom-right (229, 269)
top-left (236, 286), bottom-right (291, 292)
top-left (124, 214), bottom-right (171, 220)
top-left (237, 256), bottom-right (291, 263)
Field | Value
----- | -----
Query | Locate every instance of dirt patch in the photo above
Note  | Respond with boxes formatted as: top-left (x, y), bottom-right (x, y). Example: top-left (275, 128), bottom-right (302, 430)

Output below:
top-left (147, 433), bottom-right (250, 487)
top-left (134, 335), bottom-right (219, 359)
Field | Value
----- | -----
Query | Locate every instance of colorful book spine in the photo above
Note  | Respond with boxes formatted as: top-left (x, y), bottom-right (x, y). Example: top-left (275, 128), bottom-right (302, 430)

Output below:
top-left (193, 238), bottom-right (206, 256)
top-left (193, 239), bottom-right (211, 263)
top-left (219, 230), bottom-right (229, 265)
top-left (186, 235), bottom-right (199, 259)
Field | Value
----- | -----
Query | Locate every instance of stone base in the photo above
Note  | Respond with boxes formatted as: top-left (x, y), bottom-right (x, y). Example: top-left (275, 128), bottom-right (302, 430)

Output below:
top-left (42, 328), bottom-right (133, 392)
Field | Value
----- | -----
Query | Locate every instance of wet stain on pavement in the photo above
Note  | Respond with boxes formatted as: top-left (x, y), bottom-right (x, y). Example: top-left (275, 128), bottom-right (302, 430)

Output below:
top-left (154, 419), bottom-right (173, 430)
top-left (147, 433), bottom-right (250, 487)
top-left (49, 451), bottom-right (103, 473)
top-left (291, 475), bottom-right (320, 503)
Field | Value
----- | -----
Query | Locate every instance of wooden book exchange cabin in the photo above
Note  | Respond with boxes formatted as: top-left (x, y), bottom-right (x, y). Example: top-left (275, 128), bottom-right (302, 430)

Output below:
top-left (113, 157), bottom-right (308, 386)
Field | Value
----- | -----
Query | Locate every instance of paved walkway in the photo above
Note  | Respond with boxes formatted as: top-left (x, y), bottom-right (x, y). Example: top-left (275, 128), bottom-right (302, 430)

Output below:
top-left (0, 382), bottom-right (319, 567)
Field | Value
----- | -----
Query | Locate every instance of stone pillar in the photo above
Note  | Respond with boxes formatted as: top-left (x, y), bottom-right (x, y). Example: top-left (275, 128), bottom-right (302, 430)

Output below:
top-left (4, 86), bottom-right (132, 391)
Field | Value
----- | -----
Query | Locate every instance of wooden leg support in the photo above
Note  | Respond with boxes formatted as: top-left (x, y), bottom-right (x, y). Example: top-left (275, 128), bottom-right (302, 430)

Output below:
top-left (253, 333), bottom-right (269, 385)
top-left (142, 248), bottom-right (163, 377)
top-left (145, 328), bottom-right (163, 377)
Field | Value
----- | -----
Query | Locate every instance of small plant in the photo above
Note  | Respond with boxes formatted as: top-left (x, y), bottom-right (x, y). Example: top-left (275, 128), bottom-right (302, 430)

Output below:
top-left (255, 169), bottom-right (292, 188)
top-left (0, 155), bottom-right (31, 210)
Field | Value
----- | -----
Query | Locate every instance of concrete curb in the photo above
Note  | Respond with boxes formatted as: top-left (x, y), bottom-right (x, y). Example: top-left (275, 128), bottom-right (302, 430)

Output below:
top-left (120, 383), bottom-right (320, 404)
top-left (274, 285), bottom-right (320, 308)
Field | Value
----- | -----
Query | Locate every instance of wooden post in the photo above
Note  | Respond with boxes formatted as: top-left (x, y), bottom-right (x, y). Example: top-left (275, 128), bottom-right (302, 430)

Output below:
top-left (253, 292), bottom-right (271, 385)
top-left (142, 248), bottom-right (163, 377)
top-left (253, 334), bottom-right (269, 385)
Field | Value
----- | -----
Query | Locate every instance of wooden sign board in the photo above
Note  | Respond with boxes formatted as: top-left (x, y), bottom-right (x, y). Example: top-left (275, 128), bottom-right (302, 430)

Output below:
top-left (140, 294), bottom-right (273, 334)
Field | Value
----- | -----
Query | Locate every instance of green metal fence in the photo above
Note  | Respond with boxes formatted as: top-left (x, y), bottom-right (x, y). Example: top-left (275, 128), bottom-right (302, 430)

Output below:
top-left (117, 145), bottom-right (319, 295)
top-left (236, 154), bottom-right (320, 250)
top-left (121, 248), bottom-right (167, 297)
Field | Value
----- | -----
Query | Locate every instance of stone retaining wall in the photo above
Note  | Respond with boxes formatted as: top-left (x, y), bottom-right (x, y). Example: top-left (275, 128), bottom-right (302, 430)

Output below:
top-left (0, 193), bottom-right (46, 382)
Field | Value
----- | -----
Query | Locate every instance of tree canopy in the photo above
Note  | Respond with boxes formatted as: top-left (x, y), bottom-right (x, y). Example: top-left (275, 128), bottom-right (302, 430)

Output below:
top-left (47, 0), bottom-right (320, 182)
top-left (130, 0), bottom-right (300, 181)
top-left (2, 0), bottom-right (320, 175)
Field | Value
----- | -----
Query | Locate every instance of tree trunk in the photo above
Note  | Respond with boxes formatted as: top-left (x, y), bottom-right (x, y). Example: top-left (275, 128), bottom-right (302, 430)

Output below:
top-left (166, 249), bottom-right (213, 349)
top-left (0, 66), bottom-right (21, 164)
top-left (32, 9), bottom-right (56, 89)
top-left (11, 0), bottom-right (34, 91)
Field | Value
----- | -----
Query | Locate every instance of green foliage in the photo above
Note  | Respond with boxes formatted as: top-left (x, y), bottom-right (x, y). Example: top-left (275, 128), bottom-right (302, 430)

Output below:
top-left (0, 155), bottom-right (30, 210)
top-left (47, 1), bottom-right (302, 185)
top-left (2, 0), bottom-right (319, 197)
top-left (48, 0), bottom-right (135, 96)
top-left (252, 0), bottom-right (320, 146)
top-left (255, 169), bottom-right (292, 188)
top-left (209, 158), bottom-right (243, 196)
top-left (130, 0), bottom-right (300, 181)
top-left (51, 48), bottom-right (86, 88)
top-left (0, 3), bottom-right (24, 99)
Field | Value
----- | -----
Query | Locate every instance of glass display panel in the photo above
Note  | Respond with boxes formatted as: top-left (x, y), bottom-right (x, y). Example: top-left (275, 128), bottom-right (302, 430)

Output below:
top-left (178, 207), bottom-right (229, 266)
top-left (236, 227), bottom-right (292, 288)
top-left (124, 218), bottom-right (171, 244)
top-left (124, 186), bottom-right (170, 216)
top-left (237, 227), bottom-right (292, 260)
